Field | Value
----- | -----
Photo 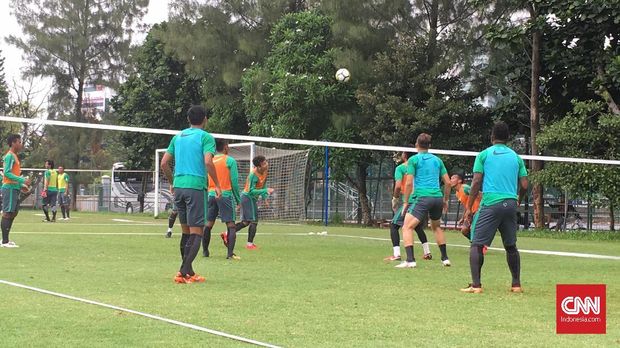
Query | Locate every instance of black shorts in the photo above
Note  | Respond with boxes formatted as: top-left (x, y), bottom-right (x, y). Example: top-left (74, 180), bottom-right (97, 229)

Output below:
top-left (407, 196), bottom-right (443, 221)
top-left (240, 194), bottom-right (258, 222)
top-left (174, 188), bottom-right (207, 227)
top-left (207, 195), bottom-right (236, 223)
top-left (392, 204), bottom-right (406, 226)
top-left (58, 191), bottom-right (70, 205)
top-left (471, 199), bottom-right (518, 247)
top-left (2, 187), bottom-right (20, 213)
top-left (43, 190), bottom-right (58, 206)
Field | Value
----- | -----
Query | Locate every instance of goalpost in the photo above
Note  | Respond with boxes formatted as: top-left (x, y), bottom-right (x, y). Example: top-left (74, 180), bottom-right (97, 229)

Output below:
top-left (154, 142), bottom-right (309, 222)
top-left (154, 142), bottom-right (255, 217)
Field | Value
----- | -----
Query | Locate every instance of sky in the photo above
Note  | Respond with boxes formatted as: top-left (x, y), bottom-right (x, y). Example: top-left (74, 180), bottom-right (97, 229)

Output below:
top-left (0, 0), bottom-right (171, 104)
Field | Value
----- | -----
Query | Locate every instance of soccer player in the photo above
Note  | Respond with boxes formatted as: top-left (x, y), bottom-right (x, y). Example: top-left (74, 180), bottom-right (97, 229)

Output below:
top-left (450, 172), bottom-right (481, 240)
top-left (165, 199), bottom-right (178, 238)
top-left (2, 134), bottom-right (31, 248)
top-left (396, 133), bottom-right (451, 268)
top-left (161, 105), bottom-right (221, 284)
top-left (461, 122), bottom-right (528, 294)
top-left (203, 139), bottom-right (241, 259)
top-left (387, 150), bottom-right (432, 261)
top-left (234, 155), bottom-right (274, 250)
top-left (42, 159), bottom-right (59, 222)
top-left (57, 166), bottom-right (71, 220)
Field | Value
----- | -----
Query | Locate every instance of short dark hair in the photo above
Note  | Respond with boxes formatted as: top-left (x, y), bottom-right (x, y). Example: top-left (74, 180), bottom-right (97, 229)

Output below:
top-left (187, 105), bottom-right (208, 125)
top-left (7, 134), bottom-right (20, 147)
top-left (215, 138), bottom-right (228, 152)
top-left (451, 171), bottom-right (465, 181)
top-left (46, 159), bottom-right (55, 169)
top-left (402, 145), bottom-right (414, 160)
top-left (252, 155), bottom-right (266, 167)
top-left (416, 133), bottom-right (432, 149)
top-left (492, 122), bottom-right (510, 142)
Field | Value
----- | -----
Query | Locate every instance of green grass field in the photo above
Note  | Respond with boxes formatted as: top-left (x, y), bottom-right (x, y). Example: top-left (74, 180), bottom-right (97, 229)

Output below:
top-left (0, 210), bottom-right (618, 347)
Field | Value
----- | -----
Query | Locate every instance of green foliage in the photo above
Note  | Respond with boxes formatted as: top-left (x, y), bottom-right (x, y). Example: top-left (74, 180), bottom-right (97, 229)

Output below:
top-left (164, 0), bottom-right (300, 134)
top-left (0, 50), bottom-right (8, 114)
top-left (536, 100), bottom-right (620, 209)
top-left (111, 25), bottom-right (203, 169)
top-left (357, 36), bottom-right (492, 170)
top-left (7, 0), bottom-right (149, 195)
top-left (8, 0), bottom-right (148, 93)
top-left (242, 10), bottom-right (355, 140)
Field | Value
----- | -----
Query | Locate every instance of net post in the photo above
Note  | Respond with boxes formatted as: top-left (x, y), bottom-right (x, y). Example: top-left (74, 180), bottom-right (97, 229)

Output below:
top-left (250, 143), bottom-right (256, 169)
top-left (154, 150), bottom-right (160, 218)
top-left (323, 146), bottom-right (329, 226)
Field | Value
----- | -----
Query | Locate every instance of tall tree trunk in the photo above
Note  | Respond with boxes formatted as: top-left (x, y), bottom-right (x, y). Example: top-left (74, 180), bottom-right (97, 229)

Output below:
top-left (71, 78), bottom-right (85, 210)
top-left (596, 66), bottom-right (620, 115)
top-left (426, 0), bottom-right (440, 68)
top-left (357, 164), bottom-right (373, 226)
top-left (610, 202), bottom-right (615, 231)
top-left (529, 5), bottom-right (544, 228)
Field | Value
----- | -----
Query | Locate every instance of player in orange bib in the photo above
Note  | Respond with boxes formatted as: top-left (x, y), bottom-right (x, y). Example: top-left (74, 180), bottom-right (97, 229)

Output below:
top-left (2, 134), bottom-right (31, 248)
top-left (204, 139), bottom-right (241, 260)
top-left (450, 172), bottom-right (481, 241)
top-left (235, 156), bottom-right (274, 250)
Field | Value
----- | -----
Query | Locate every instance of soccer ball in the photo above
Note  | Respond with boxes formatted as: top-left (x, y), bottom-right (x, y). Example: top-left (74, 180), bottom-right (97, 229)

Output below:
top-left (335, 68), bottom-right (350, 83)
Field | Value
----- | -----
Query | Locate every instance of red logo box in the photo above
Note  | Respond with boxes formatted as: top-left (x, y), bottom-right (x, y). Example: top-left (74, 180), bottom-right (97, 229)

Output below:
top-left (556, 284), bottom-right (606, 334)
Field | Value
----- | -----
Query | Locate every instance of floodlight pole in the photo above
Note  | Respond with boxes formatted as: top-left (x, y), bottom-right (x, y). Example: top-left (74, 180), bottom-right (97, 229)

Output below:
top-left (323, 146), bottom-right (329, 226)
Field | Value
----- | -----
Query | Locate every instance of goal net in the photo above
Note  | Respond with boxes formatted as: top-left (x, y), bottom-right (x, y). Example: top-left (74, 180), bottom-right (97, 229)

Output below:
top-left (155, 142), bottom-right (309, 222)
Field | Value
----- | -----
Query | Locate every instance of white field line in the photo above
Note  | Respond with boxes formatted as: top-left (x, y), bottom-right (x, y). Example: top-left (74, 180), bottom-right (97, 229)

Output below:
top-left (0, 280), bottom-right (282, 348)
top-left (317, 233), bottom-right (620, 261)
top-left (8, 230), bottom-right (620, 261)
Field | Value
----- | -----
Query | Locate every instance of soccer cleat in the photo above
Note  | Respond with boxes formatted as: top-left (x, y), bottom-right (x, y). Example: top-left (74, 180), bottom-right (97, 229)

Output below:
top-left (441, 259), bottom-right (452, 267)
top-left (0, 241), bottom-right (19, 248)
top-left (245, 244), bottom-right (258, 250)
top-left (227, 254), bottom-right (241, 260)
top-left (165, 231), bottom-right (172, 238)
top-left (460, 284), bottom-right (483, 293)
top-left (423, 253), bottom-right (432, 260)
top-left (394, 261), bottom-right (416, 268)
top-left (174, 274), bottom-right (193, 284)
top-left (202, 250), bottom-right (210, 257)
top-left (383, 255), bottom-right (401, 261)
top-left (189, 274), bottom-right (206, 283)
top-left (220, 232), bottom-right (228, 247)
top-left (510, 286), bottom-right (524, 293)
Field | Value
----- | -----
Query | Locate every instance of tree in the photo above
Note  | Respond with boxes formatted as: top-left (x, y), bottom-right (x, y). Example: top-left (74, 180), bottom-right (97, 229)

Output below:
top-left (242, 10), bottom-right (354, 139)
top-left (7, 0), bottom-right (149, 199)
top-left (487, 0), bottom-right (620, 227)
top-left (110, 24), bottom-right (203, 170)
top-left (163, 0), bottom-right (307, 134)
top-left (357, 35), bottom-right (491, 170)
top-left (0, 49), bottom-right (8, 114)
top-left (536, 100), bottom-right (620, 230)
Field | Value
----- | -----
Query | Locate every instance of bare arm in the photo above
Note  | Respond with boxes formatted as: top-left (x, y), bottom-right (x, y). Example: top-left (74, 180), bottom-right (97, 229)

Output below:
top-left (441, 173), bottom-right (451, 213)
top-left (393, 180), bottom-right (402, 198)
top-left (204, 153), bottom-right (221, 197)
top-left (402, 175), bottom-right (413, 209)
top-left (518, 177), bottom-right (528, 205)
top-left (161, 153), bottom-right (174, 188)
top-left (467, 173), bottom-right (483, 212)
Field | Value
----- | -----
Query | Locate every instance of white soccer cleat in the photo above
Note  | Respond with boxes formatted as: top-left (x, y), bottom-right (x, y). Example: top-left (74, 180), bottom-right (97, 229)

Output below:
top-left (1, 241), bottom-right (19, 248)
top-left (395, 261), bottom-right (416, 268)
top-left (442, 259), bottom-right (451, 267)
